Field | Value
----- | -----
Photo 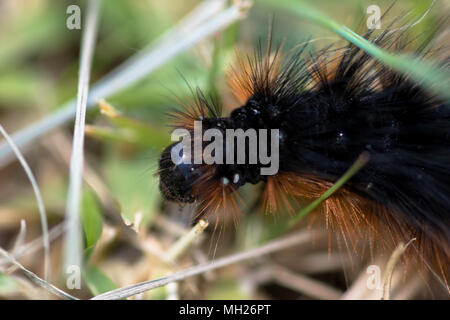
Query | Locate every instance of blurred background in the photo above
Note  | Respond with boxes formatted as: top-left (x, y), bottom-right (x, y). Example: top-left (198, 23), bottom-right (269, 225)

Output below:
top-left (0, 0), bottom-right (447, 299)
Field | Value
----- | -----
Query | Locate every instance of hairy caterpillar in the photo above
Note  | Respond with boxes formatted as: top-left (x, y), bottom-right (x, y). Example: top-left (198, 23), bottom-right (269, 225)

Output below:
top-left (157, 15), bottom-right (450, 289)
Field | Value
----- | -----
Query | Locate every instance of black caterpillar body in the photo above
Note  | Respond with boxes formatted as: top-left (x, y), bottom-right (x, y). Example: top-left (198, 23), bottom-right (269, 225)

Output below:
top-left (158, 25), bottom-right (450, 286)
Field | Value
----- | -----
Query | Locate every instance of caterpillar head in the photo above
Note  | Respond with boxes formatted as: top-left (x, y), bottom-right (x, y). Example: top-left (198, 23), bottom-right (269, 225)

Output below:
top-left (158, 141), bottom-right (201, 204)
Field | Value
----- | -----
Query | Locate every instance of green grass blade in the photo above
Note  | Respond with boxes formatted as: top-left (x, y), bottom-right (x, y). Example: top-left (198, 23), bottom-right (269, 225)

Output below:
top-left (81, 190), bottom-right (103, 252)
top-left (84, 265), bottom-right (118, 296)
top-left (260, 0), bottom-right (450, 102)
top-left (288, 153), bottom-right (370, 228)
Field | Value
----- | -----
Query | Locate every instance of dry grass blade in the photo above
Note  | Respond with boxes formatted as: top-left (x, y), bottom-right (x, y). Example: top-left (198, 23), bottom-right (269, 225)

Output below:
top-left (0, 124), bottom-right (50, 283)
top-left (0, 223), bottom-right (65, 265)
top-left (270, 264), bottom-right (343, 300)
top-left (382, 239), bottom-right (416, 300)
top-left (0, 247), bottom-right (78, 300)
top-left (92, 230), bottom-right (315, 300)
top-left (12, 220), bottom-right (27, 255)
top-left (63, 0), bottom-right (101, 272)
top-left (165, 219), bottom-right (209, 263)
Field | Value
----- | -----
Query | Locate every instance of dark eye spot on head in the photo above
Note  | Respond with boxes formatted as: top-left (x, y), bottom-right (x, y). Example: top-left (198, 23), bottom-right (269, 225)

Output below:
top-left (158, 143), bottom-right (199, 203)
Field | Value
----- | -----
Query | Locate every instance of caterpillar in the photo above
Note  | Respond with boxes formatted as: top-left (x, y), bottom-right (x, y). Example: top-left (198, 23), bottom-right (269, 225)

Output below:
top-left (157, 15), bottom-right (450, 290)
